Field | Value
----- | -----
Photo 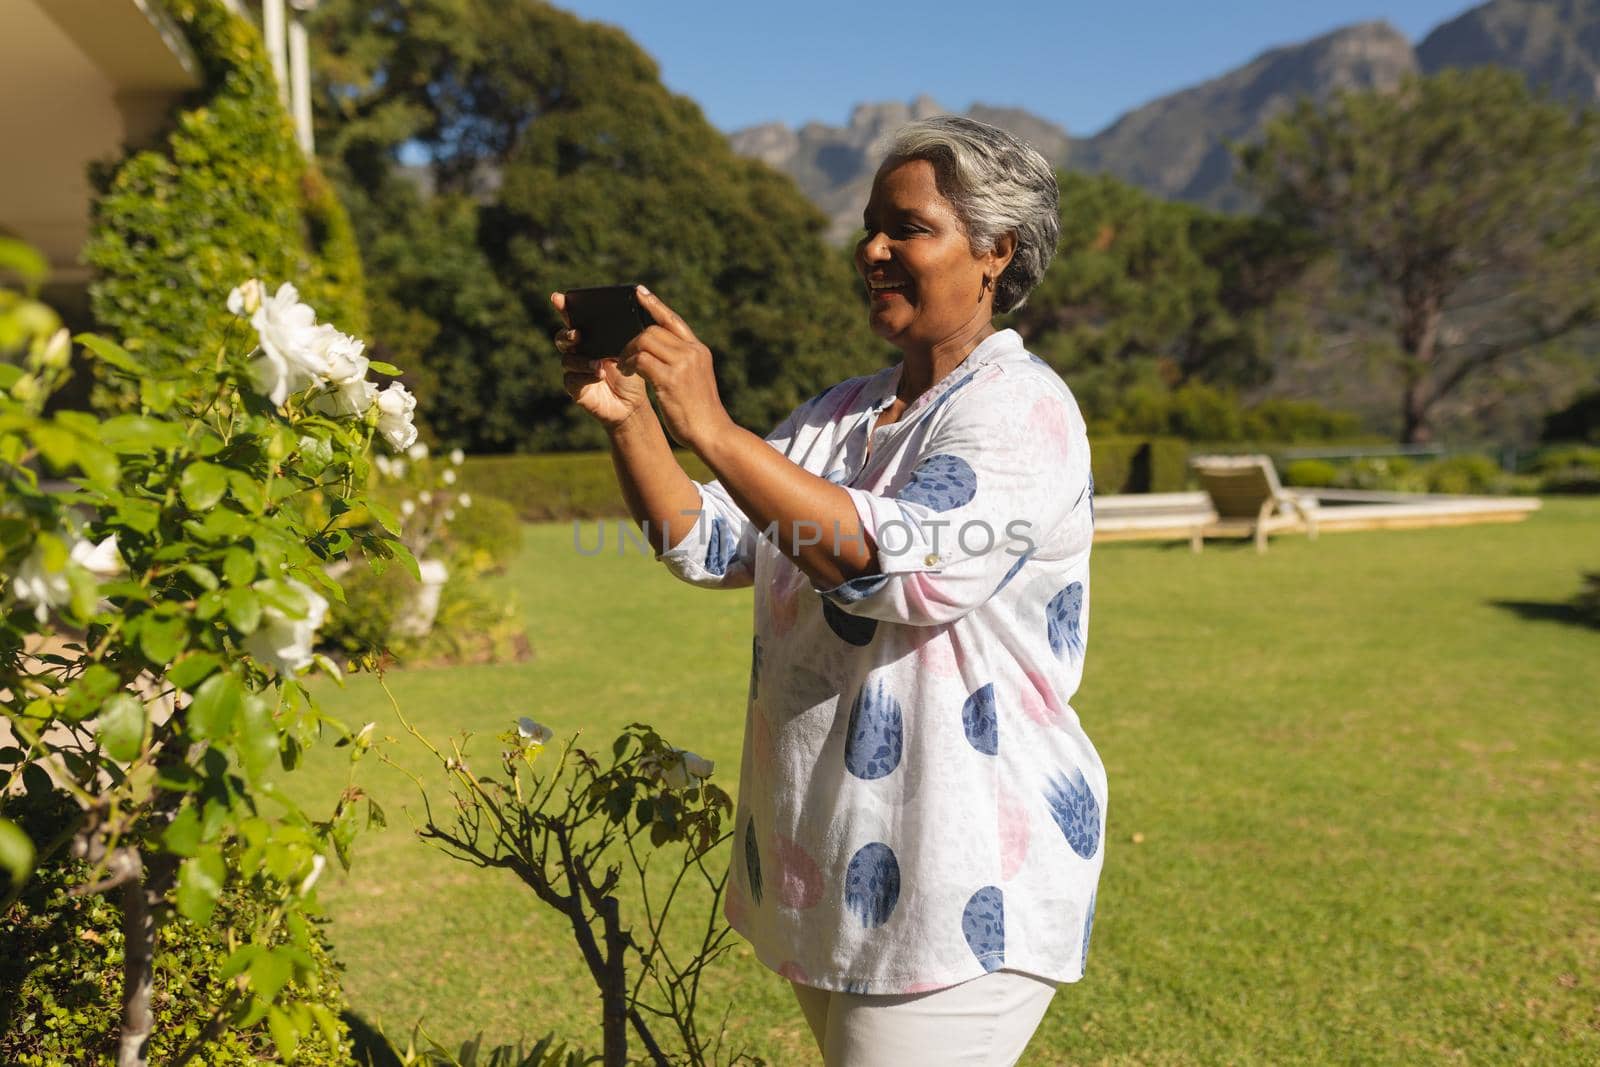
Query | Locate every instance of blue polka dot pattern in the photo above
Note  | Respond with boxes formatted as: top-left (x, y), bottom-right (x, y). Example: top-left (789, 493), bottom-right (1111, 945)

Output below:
top-left (844, 842), bottom-right (901, 927)
top-left (748, 636), bottom-right (762, 704)
top-left (1081, 889), bottom-right (1097, 970)
top-left (1044, 767), bottom-right (1101, 860)
top-left (844, 679), bottom-right (903, 780)
top-left (827, 573), bottom-right (890, 605)
top-left (961, 683), bottom-right (998, 756)
top-left (825, 468), bottom-right (849, 484)
top-left (704, 517), bottom-right (737, 577)
top-left (844, 980), bottom-right (871, 995)
top-left (896, 453), bottom-right (977, 513)
top-left (744, 817), bottom-right (763, 905)
top-left (961, 886), bottom-right (1006, 972)
top-left (1046, 581), bottom-right (1085, 659)
top-left (995, 546), bottom-right (1035, 594)
top-left (823, 600), bottom-right (878, 646)
top-left (1087, 472), bottom-right (1096, 525)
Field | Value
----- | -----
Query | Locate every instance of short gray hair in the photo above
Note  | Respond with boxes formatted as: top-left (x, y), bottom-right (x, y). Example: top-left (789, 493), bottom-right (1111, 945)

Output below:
top-left (881, 116), bottom-right (1060, 314)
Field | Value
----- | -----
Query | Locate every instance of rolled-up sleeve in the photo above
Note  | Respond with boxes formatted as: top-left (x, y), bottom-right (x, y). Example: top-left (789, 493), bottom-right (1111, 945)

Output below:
top-left (818, 371), bottom-right (1090, 625)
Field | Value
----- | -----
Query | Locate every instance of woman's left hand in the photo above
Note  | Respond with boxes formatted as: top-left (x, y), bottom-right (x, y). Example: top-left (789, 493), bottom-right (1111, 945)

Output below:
top-left (621, 287), bottom-right (734, 453)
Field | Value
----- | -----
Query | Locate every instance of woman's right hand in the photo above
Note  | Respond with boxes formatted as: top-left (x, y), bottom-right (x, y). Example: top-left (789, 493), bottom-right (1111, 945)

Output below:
top-left (552, 292), bottom-right (652, 431)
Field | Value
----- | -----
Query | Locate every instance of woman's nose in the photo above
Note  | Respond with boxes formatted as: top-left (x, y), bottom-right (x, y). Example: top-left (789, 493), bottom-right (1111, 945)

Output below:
top-left (860, 232), bottom-right (890, 263)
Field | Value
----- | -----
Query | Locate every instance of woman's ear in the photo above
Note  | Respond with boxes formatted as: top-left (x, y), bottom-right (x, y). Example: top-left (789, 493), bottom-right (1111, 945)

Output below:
top-left (986, 232), bottom-right (1017, 281)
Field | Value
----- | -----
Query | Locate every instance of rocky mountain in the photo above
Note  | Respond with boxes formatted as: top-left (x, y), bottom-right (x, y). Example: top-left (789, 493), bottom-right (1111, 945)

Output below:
top-left (732, 1), bottom-right (1600, 235)
top-left (1418, 0), bottom-right (1600, 104)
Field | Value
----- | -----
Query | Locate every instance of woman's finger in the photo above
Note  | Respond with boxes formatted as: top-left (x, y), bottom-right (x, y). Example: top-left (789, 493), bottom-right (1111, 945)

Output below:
top-left (554, 328), bottom-right (581, 356)
top-left (635, 286), bottom-right (697, 344)
top-left (559, 349), bottom-right (601, 374)
top-left (550, 291), bottom-right (574, 330)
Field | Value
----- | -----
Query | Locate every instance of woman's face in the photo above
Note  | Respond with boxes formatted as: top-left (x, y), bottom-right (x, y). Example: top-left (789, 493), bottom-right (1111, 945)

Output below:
top-left (854, 159), bottom-right (1012, 350)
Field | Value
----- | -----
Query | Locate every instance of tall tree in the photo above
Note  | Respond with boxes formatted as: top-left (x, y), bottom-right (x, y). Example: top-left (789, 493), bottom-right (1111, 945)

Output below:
top-left (309, 0), bottom-right (886, 452)
top-left (1012, 172), bottom-right (1319, 394)
top-left (1241, 67), bottom-right (1600, 443)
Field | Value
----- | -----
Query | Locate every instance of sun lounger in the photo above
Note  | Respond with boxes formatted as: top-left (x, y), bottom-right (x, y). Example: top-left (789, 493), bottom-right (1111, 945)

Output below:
top-left (1189, 454), bottom-right (1318, 553)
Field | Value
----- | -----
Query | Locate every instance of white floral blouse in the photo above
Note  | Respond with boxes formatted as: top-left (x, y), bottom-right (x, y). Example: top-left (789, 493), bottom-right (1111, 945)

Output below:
top-left (658, 328), bottom-right (1106, 995)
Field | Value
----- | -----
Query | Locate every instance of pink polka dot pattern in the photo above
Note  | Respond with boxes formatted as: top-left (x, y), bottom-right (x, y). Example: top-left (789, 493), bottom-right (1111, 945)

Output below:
top-left (1027, 395), bottom-right (1072, 457)
top-left (902, 980), bottom-right (947, 994)
top-left (773, 834), bottom-right (825, 910)
top-left (768, 567), bottom-right (801, 637)
top-left (724, 880), bottom-right (749, 930)
top-left (912, 627), bottom-right (962, 680)
top-left (749, 707), bottom-right (777, 777)
top-left (997, 783), bottom-right (1030, 881)
top-left (1019, 670), bottom-right (1068, 728)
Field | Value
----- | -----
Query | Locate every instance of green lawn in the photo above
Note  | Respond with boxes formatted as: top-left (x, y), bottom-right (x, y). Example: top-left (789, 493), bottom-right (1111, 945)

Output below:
top-left (291, 499), bottom-right (1599, 1064)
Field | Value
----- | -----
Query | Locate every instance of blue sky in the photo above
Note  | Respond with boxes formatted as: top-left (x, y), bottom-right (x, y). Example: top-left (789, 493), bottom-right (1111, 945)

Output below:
top-left (556, 0), bottom-right (1479, 135)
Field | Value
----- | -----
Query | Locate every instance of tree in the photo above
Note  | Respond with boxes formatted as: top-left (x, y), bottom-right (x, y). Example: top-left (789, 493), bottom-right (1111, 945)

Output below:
top-left (1009, 171), bottom-right (1323, 429)
top-left (309, 0), bottom-right (887, 453)
top-left (1241, 67), bottom-right (1600, 443)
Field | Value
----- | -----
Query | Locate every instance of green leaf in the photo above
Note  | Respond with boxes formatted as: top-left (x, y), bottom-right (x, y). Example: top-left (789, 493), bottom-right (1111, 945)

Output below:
top-left (139, 376), bottom-right (179, 413)
top-left (181, 564), bottom-right (218, 592)
top-left (63, 664), bottom-right (119, 722)
top-left (224, 587), bottom-right (260, 634)
top-left (367, 360), bottom-right (402, 376)
top-left (266, 1006), bottom-right (299, 1061)
top-left (222, 546), bottom-right (256, 587)
top-left (250, 947), bottom-right (294, 1002)
top-left (30, 426), bottom-right (77, 473)
top-left (74, 333), bottom-right (142, 375)
top-left (1, 239), bottom-right (49, 286)
top-left (219, 944), bottom-right (264, 981)
top-left (365, 499), bottom-right (402, 536)
top-left (161, 805), bottom-right (201, 858)
top-left (175, 848), bottom-right (226, 924)
top-left (21, 763), bottom-right (53, 799)
top-left (137, 613), bottom-right (187, 665)
top-left (0, 817), bottom-right (36, 897)
top-left (186, 672), bottom-right (242, 741)
top-left (99, 414), bottom-right (185, 453)
top-left (386, 538), bottom-right (421, 581)
top-left (235, 695), bottom-right (278, 781)
top-left (97, 693), bottom-right (146, 762)
top-left (167, 652), bottom-right (220, 691)
top-left (180, 462), bottom-right (229, 511)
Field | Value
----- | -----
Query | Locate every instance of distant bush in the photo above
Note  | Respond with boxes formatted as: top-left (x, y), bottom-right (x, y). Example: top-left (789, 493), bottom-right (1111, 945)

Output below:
top-left (1095, 381), bottom-right (1365, 443)
top-left (1529, 445), bottom-right (1600, 494)
top-left (1092, 436), bottom-right (1190, 494)
top-left (1283, 459), bottom-right (1340, 488)
top-left (1411, 454), bottom-right (1509, 495)
top-left (1331, 456), bottom-right (1417, 491)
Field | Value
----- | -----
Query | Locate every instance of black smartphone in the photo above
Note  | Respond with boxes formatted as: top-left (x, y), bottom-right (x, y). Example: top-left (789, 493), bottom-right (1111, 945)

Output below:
top-left (561, 284), bottom-right (658, 358)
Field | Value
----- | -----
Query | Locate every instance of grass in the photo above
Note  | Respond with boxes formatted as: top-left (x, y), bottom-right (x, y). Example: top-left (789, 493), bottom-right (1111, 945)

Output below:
top-left (288, 499), bottom-right (1600, 1064)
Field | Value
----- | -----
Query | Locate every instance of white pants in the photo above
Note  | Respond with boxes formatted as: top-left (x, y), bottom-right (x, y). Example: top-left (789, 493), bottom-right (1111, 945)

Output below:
top-left (789, 970), bottom-right (1058, 1066)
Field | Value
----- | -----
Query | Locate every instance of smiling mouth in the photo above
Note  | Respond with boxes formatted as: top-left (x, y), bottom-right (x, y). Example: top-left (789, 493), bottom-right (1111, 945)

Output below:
top-left (867, 280), bottom-right (911, 300)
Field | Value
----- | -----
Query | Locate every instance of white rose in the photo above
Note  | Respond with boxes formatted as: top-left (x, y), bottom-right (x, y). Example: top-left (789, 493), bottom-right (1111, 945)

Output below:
top-left (227, 278), bottom-right (263, 316)
top-left (375, 382), bottom-right (418, 452)
top-left (243, 579), bottom-right (329, 675)
top-left (400, 499), bottom-right (416, 518)
top-left (443, 508), bottom-right (456, 521)
top-left (249, 283), bottom-right (324, 401)
top-left (419, 490), bottom-right (432, 505)
top-left (449, 448), bottom-right (465, 466)
top-left (316, 328), bottom-right (368, 385)
top-left (311, 376), bottom-right (378, 418)
top-left (11, 542), bottom-right (71, 624)
top-left (441, 468), bottom-right (457, 486)
top-left (373, 455), bottom-right (396, 479)
top-left (458, 493), bottom-right (472, 508)
top-left (406, 442), bottom-right (429, 461)
top-left (681, 751), bottom-right (715, 779)
top-left (70, 533), bottom-right (123, 580)
top-left (517, 716), bottom-right (554, 744)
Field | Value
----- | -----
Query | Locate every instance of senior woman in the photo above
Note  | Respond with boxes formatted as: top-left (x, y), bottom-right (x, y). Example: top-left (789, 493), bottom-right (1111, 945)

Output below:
top-left (553, 116), bottom-right (1105, 1066)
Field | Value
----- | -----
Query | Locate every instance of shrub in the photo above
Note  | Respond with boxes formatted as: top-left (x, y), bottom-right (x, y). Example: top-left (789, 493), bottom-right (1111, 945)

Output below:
top-left (1, 797), bottom-right (350, 1066)
top-left (1529, 445), bottom-right (1600, 494)
top-left (1283, 459), bottom-right (1340, 488)
top-left (1332, 456), bottom-right (1418, 491)
top-left (455, 452), bottom-right (715, 522)
top-left (1411, 454), bottom-right (1509, 495)
top-left (1092, 436), bottom-right (1190, 493)
top-left (85, 0), bottom-right (365, 373)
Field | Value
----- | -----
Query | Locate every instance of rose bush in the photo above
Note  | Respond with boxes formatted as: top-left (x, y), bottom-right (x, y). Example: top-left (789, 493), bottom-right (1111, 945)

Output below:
top-left (0, 239), bottom-right (415, 1065)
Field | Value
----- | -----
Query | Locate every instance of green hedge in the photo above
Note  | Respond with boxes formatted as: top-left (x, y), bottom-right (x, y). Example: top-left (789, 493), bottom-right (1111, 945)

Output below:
top-left (84, 0), bottom-right (366, 369)
top-left (461, 436), bottom-right (1188, 522)
top-left (1091, 436), bottom-right (1190, 494)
